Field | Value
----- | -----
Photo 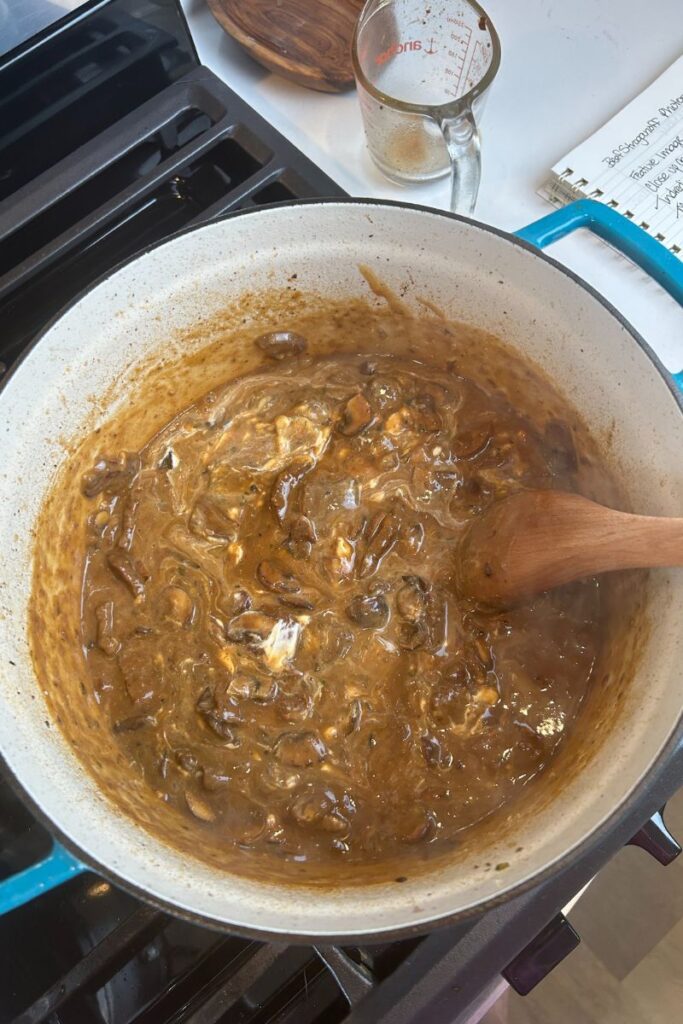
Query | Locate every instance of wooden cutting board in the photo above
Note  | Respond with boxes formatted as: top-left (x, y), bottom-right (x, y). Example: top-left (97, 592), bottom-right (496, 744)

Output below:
top-left (206, 0), bottom-right (364, 93)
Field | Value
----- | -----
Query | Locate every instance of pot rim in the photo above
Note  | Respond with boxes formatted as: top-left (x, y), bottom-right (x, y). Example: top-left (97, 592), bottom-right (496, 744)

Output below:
top-left (1, 197), bottom-right (681, 941)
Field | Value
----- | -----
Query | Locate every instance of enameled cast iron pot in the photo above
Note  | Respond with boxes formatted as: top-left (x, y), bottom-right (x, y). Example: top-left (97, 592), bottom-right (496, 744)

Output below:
top-left (0, 198), bottom-right (682, 940)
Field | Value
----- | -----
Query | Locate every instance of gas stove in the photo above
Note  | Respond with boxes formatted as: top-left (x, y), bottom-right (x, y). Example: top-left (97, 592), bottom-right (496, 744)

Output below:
top-left (0, 3), bottom-right (681, 1023)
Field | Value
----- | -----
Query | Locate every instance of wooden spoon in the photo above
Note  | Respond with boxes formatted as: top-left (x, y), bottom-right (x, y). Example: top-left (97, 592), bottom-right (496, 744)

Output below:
top-left (459, 490), bottom-right (683, 607)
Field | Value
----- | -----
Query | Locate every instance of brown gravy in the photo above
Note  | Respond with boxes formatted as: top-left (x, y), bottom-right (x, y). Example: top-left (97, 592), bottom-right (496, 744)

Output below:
top-left (64, 307), bottom-right (620, 878)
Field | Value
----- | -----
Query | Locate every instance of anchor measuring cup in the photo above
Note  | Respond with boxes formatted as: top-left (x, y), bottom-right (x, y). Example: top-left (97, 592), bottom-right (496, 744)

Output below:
top-left (352, 0), bottom-right (501, 213)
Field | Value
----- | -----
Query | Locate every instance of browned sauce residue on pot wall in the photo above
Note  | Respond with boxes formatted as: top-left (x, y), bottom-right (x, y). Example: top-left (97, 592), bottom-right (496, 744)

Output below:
top-left (29, 293), bottom-right (633, 885)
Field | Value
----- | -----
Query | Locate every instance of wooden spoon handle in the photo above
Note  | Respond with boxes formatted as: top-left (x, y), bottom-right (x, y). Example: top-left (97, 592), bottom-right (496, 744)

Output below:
top-left (542, 504), bottom-right (683, 579)
top-left (460, 491), bottom-right (683, 607)
top-left (581, 507), bottom-right (683, 573)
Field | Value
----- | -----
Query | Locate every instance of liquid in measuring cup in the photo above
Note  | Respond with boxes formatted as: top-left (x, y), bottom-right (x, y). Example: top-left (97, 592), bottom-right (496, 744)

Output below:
top-left (353, 0), bottom-right (500, 202)
top-left (357, 96), bottom-right (450, 182)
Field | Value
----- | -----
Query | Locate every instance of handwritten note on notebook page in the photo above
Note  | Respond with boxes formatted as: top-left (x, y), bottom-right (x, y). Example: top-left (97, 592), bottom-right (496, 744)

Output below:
top-left (540, 55), bottom-right (683, 258)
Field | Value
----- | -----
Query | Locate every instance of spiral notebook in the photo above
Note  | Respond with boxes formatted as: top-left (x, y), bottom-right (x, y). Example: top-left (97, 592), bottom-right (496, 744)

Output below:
top-left (540, 55), bottom-right (683, 258)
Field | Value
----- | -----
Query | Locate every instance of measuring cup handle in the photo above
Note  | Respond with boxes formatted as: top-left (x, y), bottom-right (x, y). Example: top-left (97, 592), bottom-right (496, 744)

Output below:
top-left (440, 108), bottom-right (481, 216)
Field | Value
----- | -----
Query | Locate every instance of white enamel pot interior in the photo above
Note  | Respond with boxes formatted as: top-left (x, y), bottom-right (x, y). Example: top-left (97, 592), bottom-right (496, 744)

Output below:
top-left (0, 200), bottom-right (682, 940)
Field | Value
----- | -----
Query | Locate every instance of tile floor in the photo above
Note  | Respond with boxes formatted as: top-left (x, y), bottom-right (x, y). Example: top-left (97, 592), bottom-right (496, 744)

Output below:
top-left (481, 786), bottom-right (683, 1024)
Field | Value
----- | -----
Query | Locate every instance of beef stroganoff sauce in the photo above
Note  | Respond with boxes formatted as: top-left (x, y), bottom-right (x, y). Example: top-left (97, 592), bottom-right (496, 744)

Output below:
top-left (30, 295), bottom-right (624, 884)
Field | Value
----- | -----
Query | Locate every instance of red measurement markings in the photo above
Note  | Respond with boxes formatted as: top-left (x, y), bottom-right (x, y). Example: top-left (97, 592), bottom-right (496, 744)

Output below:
top-left (462, 38), bottom-right (488, 90)
top-left (444, 22), bottom-right (471, 95)
top-left (374, 39), bottom-right (423, 65)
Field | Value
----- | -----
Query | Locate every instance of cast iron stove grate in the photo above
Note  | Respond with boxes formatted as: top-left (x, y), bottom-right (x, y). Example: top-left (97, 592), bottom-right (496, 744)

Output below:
top-left (0, 58), bottom-right (341, 371)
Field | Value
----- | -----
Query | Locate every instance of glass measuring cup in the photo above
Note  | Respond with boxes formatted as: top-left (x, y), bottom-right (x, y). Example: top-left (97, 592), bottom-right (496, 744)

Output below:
top-left (352, 0), bottom-right (501, 214)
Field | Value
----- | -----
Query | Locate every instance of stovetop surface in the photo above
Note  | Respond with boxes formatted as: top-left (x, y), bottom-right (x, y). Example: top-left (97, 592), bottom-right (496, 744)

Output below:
top-left (0, 767), bottom-right (423, 1024)
top-left (0, 3), bottom-right (681, 1024)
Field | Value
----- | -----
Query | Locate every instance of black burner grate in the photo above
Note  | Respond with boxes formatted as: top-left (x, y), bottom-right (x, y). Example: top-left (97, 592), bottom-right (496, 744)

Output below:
top-left (0, 3), bottom-right (196, 202)
top-left (3, 854), bottom-right (424, 1024)
top-left (0, 66), bottom-right (341, 371)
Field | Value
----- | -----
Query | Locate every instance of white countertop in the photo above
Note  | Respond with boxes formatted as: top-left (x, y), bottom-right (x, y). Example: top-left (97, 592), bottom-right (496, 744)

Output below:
top-left (181, 0), bottom-right (682, 370)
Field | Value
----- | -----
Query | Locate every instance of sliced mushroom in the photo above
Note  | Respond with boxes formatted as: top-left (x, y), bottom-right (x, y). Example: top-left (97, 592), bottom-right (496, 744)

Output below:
top-left (107, 550), bottom-right (147, 599)
top-left (257, 559), bottom-right (301, 594)
top-left (270, 456), bottom-right (313, 523)
top-left (118, 497), bottom-right (139, 551)
top-left (317, 615), bottom-right (353, 664)
top-left (196, 686), bottom-right (216, 713)
top-left (255, 330), bottom-right (308, 360)
top-left (347, 592), bottom-right (390, 630)
top-left (185, 787), bottom-right (217, 823)
top-left (225, 611), bottom-right (274, 647)
top-left (400, 805), bottom-right (436, 843)
top-left (275, 673), bottom-right (320, 722)
top-left (468, 635), bottom-right (494, 672)
top-left (290, 785), bottom-right (348, 836)
top-left (81, 452), bottom-right (140, 498)
top-left (211, 691), bottom-right (245, 725)
top-left (218, 588), bottom-right (252, 617)
top-left (189, 495), bottom-right (239, 542)
top-left (163, 522), bottom-right (209, 566)
top-left (278, 588), bottom-right (318, 611)
top-left (95, 601), bottom-right (120, 655)
top-left (338, 393), bottom-right (374, 436)
top-left (207, 615), bottom-right (228, 648)
top-left (396, 575), bottom-right (429, 621)
top-left (227, 673), bottom-right (278, 703)
top-left (345, 698), bottom-right (366, 734)
top-left (202, 714), bottom-right (241, 746)
top-left (175, 749), bottom-right (199, 772)
top-left (285, 513), bottom-right (317, 559)
top-left (358, 511), bottom-right (400, 578)
top-left (290, 785), bottom-right (327, 824)
top-left (112, 714), bottom-right (155, 734)
top-left (275, 731), bottom-right (327, 767)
